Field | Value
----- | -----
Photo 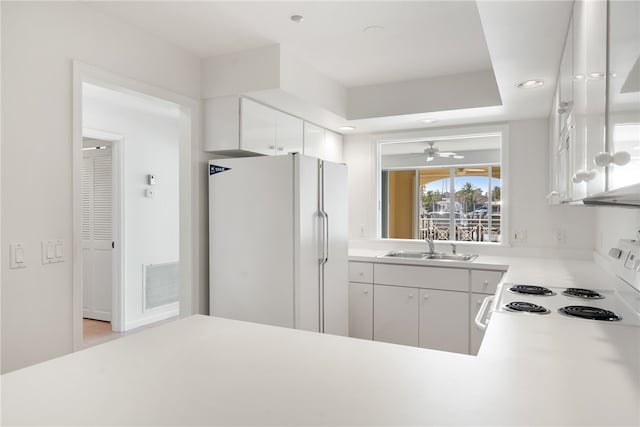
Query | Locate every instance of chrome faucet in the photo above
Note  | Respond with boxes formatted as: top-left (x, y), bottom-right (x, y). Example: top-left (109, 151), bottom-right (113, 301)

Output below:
top-left (425, 238), bottom-right (435, 255)
top-left (450, 243), bottom-right (457, 255)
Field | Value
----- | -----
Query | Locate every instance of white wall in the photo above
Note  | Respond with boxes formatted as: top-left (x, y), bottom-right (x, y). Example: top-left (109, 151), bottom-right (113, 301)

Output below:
top-left (1, 2), bottom-right (201, 373)
top-left (83, 84), bottom-right (180, 330)
top-left (594, 208), bottom-right (640, 258)
top-left (343, 118), bottom-right (597, 257)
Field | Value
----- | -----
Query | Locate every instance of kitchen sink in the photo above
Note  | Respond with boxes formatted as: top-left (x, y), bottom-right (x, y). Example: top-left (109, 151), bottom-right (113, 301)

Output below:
top-left (380, 251), bottom-right (478, 262)
top-left (381, 251), bottom-right (430, 259)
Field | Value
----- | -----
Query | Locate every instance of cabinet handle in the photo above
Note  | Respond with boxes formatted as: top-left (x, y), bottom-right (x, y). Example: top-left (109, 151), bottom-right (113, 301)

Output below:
top-left (474, 296), bottom-right (494, 331)
top-left (476, 299), bottom-right (483, 305)
top-left (423, 294), bottom-right (429, 300)
top-left (408, 293), bottom-right (414, 299)
top-left (359, 272), bottom-right (364, 276)
top-left (268, 145), bottom-right (275, 150)
top-left (363, 290), bottom-right (369, 295)
top-left (483, 280), bottom-right (489, 286)
top-left (277, 147), bottom-right (284, 151)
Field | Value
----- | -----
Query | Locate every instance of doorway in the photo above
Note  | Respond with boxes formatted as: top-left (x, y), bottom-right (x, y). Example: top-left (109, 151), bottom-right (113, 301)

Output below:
top-left (73, 63), bottom-right (196, 350)
top-left (82, 140), bottom-right (116, 323)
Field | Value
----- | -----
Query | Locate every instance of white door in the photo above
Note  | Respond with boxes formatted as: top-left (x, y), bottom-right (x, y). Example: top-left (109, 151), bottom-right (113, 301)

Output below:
top-left (321, 160), bottom-right (349, 336)
top-left (419, 289), bottom-right (469, 354)
top-left (373, 284), bottom-right (419, 346)
top-left (82, 147), bottom-right (113, 321)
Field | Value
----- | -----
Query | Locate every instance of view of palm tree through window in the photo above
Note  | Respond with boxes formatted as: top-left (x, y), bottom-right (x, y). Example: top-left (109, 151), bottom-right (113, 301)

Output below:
top-left (380, 132), bottom-right (503, 243)
top-left (421, 166), bottom-right (501, 242)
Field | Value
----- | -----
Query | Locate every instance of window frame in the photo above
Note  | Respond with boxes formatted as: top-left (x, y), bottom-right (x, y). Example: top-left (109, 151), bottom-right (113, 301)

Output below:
top-left (375, 124), bottom-right (510, 245)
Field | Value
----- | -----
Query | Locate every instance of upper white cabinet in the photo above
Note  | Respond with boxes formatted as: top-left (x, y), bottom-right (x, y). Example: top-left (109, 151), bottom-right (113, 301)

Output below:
top-left (274, 109), bottom-right (303, 156)
top-left (606, 0), bottom-right (640, 191)
top-left (205, 97), bottom-right (302, 156)
top-left (303, 122), bottom-right (325, 159)
top-left (324, 130), bottom-right (343, 163)
top-left (204, 96), bottom-right (342, 162)
top-left (550, 0), bottom-right (639, 202)
top-left (240, 97), bottom-right (278, 155)
top-left (303, 122), bottom-right (344, 163)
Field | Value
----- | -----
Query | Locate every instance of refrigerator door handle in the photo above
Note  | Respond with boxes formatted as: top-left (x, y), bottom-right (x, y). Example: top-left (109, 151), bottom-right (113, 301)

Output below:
top-left (323, 211), bottom-right (329, 264)
top-left (320, 210), bottom-right (329, 265)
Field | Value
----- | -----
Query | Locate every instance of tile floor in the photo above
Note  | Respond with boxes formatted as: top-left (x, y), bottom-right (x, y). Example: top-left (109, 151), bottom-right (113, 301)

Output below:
top-left (82, 316), bottom-right (178, 349)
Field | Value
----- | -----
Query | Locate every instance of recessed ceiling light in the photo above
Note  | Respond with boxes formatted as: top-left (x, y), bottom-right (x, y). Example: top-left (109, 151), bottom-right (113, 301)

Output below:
top-left (339, 126), bottom-right (355, 131)
top-left (588, 72), bottom-right (605, 80)
top-left (573, 74), bottom-right (586, 81)
top-left (363, 25), bottom-right (384, 33)
top-left (290, 15), bottom-right (304, 23)
top-left (516, 79), bottom-right (544, 89)
top-left (420, 118), bottom-right (437, 124)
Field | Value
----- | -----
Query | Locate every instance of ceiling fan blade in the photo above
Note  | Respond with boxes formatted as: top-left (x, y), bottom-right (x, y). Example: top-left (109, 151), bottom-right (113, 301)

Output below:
top-left (453, 155), bottom-right (464, 159)
top-left (439, 152), bottom-right (456, 157)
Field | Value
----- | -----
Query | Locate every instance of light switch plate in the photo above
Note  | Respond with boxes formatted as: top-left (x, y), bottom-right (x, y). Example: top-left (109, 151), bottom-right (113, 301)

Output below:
top-left (10, 243), bottom-right (27, 269)
top-left (42, 240), bottom-right (64, 264)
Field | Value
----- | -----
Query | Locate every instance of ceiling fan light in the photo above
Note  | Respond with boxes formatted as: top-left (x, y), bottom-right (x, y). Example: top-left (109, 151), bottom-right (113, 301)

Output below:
top-left (454, 155), bottom-right (464, 159)
top-left (426, 155), bottom-right (434, 162)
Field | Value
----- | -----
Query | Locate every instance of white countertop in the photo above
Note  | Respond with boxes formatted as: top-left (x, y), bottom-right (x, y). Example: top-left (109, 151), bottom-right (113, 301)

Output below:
top-left (2, 256), bottom-right (640, 426)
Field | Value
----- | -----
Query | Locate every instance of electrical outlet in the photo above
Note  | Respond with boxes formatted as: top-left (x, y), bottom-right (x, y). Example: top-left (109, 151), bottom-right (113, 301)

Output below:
top-left (513, 229), bottom-right (527, 243)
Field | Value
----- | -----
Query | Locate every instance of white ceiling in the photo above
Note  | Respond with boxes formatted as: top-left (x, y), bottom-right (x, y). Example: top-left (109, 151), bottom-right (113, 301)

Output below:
top-left (380, 134), bottom-right (501, 155)
top-left (88, 1), bottom-right (492, 88)
top-left (85, 1), bottom-right (575, 132)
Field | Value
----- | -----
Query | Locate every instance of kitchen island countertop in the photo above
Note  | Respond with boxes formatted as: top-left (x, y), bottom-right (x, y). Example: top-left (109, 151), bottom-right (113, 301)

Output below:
top-left (2, 255), bottom-right (639, 426)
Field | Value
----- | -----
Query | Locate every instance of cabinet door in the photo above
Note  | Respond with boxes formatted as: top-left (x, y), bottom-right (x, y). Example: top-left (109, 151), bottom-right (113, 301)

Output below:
top-left (348, 282), bottom-right (373, 340)
top-left (324, 130), bottom-right (343, 163)
top-left (373, 285), bottom-right (418, 346)
top-left (469, 292), bottom-right (486, 356)
top-left (303, 122), bottom-right (325, 159)
top-left (275, 111), bottom-right (303, 155)
top-left (240, 98), bottom-right (277, 155)
top-left (204, 96), bottom-right (241, 152)
top-left (607, 0), bottom-right (640, 191)
top-left (572, 0), bottom-right (607, 198)
top-left (418, 289), bottom-right (468, 354)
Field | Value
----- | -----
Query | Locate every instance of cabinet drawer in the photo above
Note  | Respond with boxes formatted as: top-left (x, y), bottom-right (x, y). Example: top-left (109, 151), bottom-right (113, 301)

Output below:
top-left (470, 270), bottom-right (503, 294)
top-left (348, 262), bottom-right (373, 283)
top-left (374, 264), bottom-right (468, 292)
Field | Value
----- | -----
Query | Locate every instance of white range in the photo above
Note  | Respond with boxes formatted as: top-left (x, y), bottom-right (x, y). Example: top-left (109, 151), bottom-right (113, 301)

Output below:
top-left (477, 239), bottom-right (640, 329)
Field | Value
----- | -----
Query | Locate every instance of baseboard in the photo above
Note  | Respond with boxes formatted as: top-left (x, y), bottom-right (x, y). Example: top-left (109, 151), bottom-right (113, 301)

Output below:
top-left (124, 303), bottom-right (179, 331)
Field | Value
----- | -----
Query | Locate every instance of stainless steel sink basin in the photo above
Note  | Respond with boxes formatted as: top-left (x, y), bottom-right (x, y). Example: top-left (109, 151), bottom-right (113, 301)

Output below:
top-left (380, 251), bottom-right (477, 262)
top-left (423, 253), bottom-right (478, 261)
top-left (382, 251), bottom-right (430, 259)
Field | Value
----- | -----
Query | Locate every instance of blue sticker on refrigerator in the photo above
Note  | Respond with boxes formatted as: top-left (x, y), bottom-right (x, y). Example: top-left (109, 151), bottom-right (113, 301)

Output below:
top-left (209, 165), bottom-right (232, 176)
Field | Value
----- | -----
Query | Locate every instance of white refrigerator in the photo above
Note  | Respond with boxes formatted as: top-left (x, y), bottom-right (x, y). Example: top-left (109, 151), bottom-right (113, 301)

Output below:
top-left (208, 154), bottom-right (348, 336)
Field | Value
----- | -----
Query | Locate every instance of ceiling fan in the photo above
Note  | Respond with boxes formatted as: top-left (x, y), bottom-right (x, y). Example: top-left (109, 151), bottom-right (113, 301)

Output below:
top-left (424, 141), bottom-right (464, 162)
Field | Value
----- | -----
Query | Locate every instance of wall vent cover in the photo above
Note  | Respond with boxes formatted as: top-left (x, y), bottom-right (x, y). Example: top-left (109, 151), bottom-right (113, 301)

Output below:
top-left (143, 262), bottom-right (179, 310)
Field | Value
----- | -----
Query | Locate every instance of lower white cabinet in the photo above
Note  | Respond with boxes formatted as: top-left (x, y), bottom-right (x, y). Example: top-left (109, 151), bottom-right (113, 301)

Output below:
top-left (348, 282), bottom-right (373, 340)
top-left (470, 293), bottom-right (487, 355)
top-left (373, 285), bottom-right (419, 346)
top-left (419, 289), bottom-right (469, 354)
top-left (346, 261), bottom-right (505, 354)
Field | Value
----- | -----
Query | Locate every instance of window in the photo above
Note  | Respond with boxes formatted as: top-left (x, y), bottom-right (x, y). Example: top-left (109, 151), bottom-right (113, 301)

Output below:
top-left (379, 131), bottom-right (504, 243)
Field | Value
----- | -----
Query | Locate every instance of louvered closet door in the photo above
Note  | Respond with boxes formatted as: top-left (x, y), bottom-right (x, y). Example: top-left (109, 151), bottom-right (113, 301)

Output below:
top-left (82, 147), bottom-right (113, 321)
